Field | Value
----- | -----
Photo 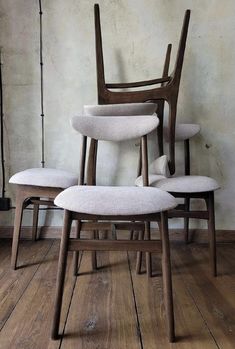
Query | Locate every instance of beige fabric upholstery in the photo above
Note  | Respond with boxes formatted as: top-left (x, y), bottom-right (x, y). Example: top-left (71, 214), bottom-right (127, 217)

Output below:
top-left (84, 103), bottom-right (157, 116)
top-left (71, 115), bottom-right (159, 141)
top-left (164, 123), bottom-right (200, 142)
top-left (9, 168), bottom-right (78, 188)
top-left (54, 185), bottom-right (177, 215)
top-left (135, 174), bottom-right (166, 187)
top-left (149, 155), bottom-right (169, 177)
top-left (135, 175), bottom-right (219, 193)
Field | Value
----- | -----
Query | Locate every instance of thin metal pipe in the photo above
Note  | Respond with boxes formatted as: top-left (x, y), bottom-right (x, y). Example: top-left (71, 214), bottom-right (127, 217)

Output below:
top-left (39, 0), bottom-right (45, 167)
top-left (0, 48), bottom-right (6, 198)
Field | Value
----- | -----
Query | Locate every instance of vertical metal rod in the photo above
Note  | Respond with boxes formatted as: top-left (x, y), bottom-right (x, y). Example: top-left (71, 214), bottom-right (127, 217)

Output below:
top-left (39, 0), bottom-right (45, 168)
top-left (0, 49), bottom-right (5, 198)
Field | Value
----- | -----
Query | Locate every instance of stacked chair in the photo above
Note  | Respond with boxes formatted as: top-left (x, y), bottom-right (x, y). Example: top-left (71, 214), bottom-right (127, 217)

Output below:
top-left (93, 4), bottom-right (219, 277)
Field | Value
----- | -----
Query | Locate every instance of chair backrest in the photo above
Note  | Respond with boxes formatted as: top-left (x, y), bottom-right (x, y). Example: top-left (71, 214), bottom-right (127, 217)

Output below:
top-left (72, 114), bottom-right (159, 186)
top-left (94, 3), bottom-right (190, 175)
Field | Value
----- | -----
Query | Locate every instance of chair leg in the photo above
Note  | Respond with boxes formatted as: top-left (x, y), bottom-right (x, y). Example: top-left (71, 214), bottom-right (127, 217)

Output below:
top-left (91, 230), bottom-right (98, 271)
top-left (73, 220), bottom-right (81, 276)
top-left (183, 197), bottom-right (190, 244)
top-left (206, 192), bottom-right (217, 277)
top-left (160, 211), bottom-right (175, 342)
top-left (136, 230), bottom-right (144, 274)
top-left (145, 222), bottom-right (152, 277)
top-left (51, 210), bottom-right (72, 340)
top-left (11, 188), bottom-right (26, 270)
top-left (32, 202), bottom-right (40, 241)
top-left (184, 139), bottom-right (190, 244)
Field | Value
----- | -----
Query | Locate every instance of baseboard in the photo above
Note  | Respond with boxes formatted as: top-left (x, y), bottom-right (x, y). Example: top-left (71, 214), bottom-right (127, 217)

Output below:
top-left (0, 226), bottom-right (235, 243)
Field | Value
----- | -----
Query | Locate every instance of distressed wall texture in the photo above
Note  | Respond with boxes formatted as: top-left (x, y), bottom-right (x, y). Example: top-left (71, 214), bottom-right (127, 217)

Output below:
top-left (0, 0), bottom-right (234, 229)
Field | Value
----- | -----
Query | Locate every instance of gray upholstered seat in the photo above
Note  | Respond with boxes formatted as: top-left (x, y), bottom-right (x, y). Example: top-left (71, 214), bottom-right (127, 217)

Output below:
top-left (54, 185), bottom-right (177, 215)
top-left (71, 115), bottom-right (159, 142)
top-left (9, 168), bottom-right (78, 189)
top-left (135, 175), bottom-right (219, 193)
top-left (164, 123), bottom-right (200, 142)
top-left (84, 102), bottom-right (157, 116)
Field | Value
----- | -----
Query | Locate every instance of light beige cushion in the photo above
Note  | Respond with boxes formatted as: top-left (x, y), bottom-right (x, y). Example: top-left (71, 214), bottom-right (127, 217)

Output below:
top-left (9, 168), bottom-right (78, 188)
top-left (71, 115), bottom-right (159, 141)
top-left (136, 175), bottom-right (219, 193)
top-left (135, 174), bottom-right (166, 187)
top-left (84, 103), bottom-right (157, 116)
top-left (149, 155), bottom-right (170, 177)
top-left (54, 185), bottom-right (177, 215)
top-left (164, 123), bottom-right (200, 142)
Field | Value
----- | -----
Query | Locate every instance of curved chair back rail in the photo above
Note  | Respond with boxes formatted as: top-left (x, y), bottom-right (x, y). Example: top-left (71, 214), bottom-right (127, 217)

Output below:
top-left (94, 3), bottom-right (191, 174)
top-left (84, 102), bottom-right (158, 116)
top-left (71, 115), bottom-right (159, 142)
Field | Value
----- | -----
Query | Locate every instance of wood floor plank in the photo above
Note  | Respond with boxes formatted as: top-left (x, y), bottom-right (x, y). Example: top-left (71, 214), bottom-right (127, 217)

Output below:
top-left (0, 241), bottom-right (77, 349)
top-left (128, 248), bottom-right (218, 349)
top-left (0, 239), bottom-right (53, 331)
top-left (173, 243), bottom-right (235, 349)
top-left (60, 251), bottom-right (141, 349)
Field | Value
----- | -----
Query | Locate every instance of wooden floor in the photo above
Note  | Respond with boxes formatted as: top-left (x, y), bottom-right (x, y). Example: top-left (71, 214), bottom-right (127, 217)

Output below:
top-left (0, 238), bottom-right (234, 349)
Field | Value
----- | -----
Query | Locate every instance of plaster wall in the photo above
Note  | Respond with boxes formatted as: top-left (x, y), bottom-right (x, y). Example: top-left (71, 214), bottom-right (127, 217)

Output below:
top-left (0, 0), bottom-right (234, 229)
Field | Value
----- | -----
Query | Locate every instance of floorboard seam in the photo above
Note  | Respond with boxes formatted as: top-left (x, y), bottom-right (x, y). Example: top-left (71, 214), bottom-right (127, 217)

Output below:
top-left (127, 252), bottom-right (144, 349)
top-left (0, 239), bottom-right (54, 333)
top-left (59, 252), bottom-right (83, 348)
top-left (173, 248), bottom-right (222, 349)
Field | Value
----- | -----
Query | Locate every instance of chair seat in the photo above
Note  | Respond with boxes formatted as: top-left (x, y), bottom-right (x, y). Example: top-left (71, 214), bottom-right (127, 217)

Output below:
top-left (9, 168), bottom-right (78, 189)
top-left (164, 123), bottom-right (200, 142)
top-left (54, 185), bottom-right (177, 215)
top-left (135, 175), bottom-right (219, 193)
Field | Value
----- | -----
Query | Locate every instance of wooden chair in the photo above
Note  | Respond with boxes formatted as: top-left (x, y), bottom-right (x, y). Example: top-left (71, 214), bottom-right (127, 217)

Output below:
top-left (94, 4), bottom-right (197, 244)
top-left (51, 112), bottom-right (177, 342)
top-left (9, 168), bottom-right (79, 270)
top-left (94, 3), bottom-right (190, 176)
top-left (136, 156), bottom-right (220, 277)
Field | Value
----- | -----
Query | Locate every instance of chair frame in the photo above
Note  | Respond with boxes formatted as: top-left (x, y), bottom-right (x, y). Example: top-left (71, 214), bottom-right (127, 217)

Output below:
top-left (94, 3), bottom-right (192, 243)
top-left (51, 134), bottom-right (175, 342)
top-left (10, 137), bottom-right (88, 270)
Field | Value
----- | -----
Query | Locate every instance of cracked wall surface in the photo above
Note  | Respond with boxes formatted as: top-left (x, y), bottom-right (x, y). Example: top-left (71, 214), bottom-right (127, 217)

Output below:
top-left (0, 0), bottom-right (234, 229)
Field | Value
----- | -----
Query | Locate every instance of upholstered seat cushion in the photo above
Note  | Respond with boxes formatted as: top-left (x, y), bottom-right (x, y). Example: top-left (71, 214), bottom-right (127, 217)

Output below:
top-left (9, 168), bottom-right (78, 189)
top-left (71, 115), bottom-right (159, 142)
top-left (84, 103), bottom-right (157, 116)
top-left (54, 185), bottom-right (177, 215)
top-left (135, 175), bottom-right (219, 193)
top-left (164, 123), bottom-right (200, 142)
top-left (135, 174), bottom-right (166, 187)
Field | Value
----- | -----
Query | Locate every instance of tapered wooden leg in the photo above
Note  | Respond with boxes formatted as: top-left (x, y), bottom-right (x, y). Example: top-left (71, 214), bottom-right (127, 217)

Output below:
top-left (184, 197), bottom-right (190, 243)
top-left (206, 192), bottom-right (217, 277)
top-left (136, 230), bottom-right (144, 274)
top-left (11, 188), bottom-right (26, 270)
top-left (32, 202), bottom-right (40, 241)
top-left (73, 220), bottom-right (81, 276)
top-left (161, 211), bottom-right (175, 342)
top-left (91, 230), bottom-right (98, 271)
top-left (184, 139), bottom-right (190, 244)
top-left (145, 222), bottom-right (152, 277)
top-left (51, 210), bottom-right (72, 340)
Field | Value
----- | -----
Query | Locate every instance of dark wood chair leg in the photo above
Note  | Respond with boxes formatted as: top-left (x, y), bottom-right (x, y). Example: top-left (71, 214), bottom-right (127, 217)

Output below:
top-left (51, 210), bottom-right (72, 340)
top-left (11, 188), bottom-right (27, 270)
top-left (184, 197), bottom-right (190, 243)
top-left (91, 230), bottom-right (98, 271)
top-left (184, 139), bottom-right (190, 243)
top-left (136, 230), bottom-right (144, 274)
top-left (161, 211), bottom-right (175, 342)
top-left (32, 202), bottom-right (40, 241)
top-left (206, 191), bottom-right (217, 277)
top-left (73, 220), bottom-right (81, 276)
top-left (145, 222), bottom-right (152, 277)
